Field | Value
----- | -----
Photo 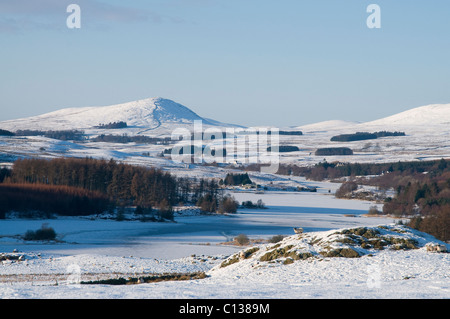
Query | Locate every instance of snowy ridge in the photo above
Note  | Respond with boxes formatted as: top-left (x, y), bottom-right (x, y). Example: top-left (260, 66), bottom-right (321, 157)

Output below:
top-left (211, 224), bottom-right (448, 272)
top-left (1, 100), bottom-right (450, 166)
top-left (295, 103), bottom-right (450, 132)
top-left (296, 120), bottom-right (359, 132)
top-left (0, 97), bottom-right (227, 132)
top-left (1, 99), bottom-right (449, 133)
top-left (364, 103), bottom-right (450, 127)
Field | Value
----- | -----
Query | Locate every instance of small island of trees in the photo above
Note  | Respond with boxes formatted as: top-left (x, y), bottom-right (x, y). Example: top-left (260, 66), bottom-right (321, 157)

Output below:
top-left (331, 131), bottom-right (405, 142)
top-left (315, 147), bottom-right (353, 156)
top-left (94, 121), bottom-right (128, 129)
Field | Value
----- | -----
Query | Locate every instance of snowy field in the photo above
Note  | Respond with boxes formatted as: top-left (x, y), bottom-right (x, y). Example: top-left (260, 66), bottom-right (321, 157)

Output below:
top-left (1, 102), bottom-right (450, 169)
top-left (1, 183), bottom-right (448, 299)
top-left (0, 101), bottom-right (449, 300)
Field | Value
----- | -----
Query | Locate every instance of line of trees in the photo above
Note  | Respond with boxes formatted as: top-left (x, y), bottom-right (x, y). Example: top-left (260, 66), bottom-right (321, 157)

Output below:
top-left (251, 158), bottom-right (448, 181)
top-left (331, 131), bottom-right (405, 142)
top-left (94, 121), bottom-right (128, 129)
top-left (1, 157), bottom-right (226, 218)
top-left (374, 131), bottom-right (406, 138)
top-left (92, 134), bottom-right (172, 144)
top-left (331, 132), bottom-right (377, 142)
top-left (267, 145), bottom-right (299, 153)
top-left (278, 131), bottom-right (303, 136)
top-left (15, 130), bottom-right (85, 141)
top-left (0, 183), bottom-right (109, 218)
top-left (315, 147), bottom-right (353, 156)
top-left (0, 129), bottom-right (14, 136)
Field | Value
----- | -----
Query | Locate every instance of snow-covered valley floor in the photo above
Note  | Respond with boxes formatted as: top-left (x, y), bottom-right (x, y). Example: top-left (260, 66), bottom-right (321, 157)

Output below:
top-left (0, 184), bottom-right (448, 299)
top-left (1, 246), bottom-right (448, 299)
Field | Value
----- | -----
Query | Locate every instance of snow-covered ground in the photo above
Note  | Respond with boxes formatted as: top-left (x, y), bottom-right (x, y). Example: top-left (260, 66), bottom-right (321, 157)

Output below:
top-left (0, 101), bottom-right (449, 299)
top-left (1, 100), bottom-right (450, 168)
top-left (1, 184), bottom-right (448, 299)
top-left (0, 224), bottom-right (448, 299)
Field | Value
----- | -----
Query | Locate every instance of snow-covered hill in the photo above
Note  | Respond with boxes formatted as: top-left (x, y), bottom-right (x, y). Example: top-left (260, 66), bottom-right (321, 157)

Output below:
top-left (0, 100), bottom-right (449, 167)
top-left (0, 97), bottom-right (237, 135)
top-left (212, 224), bottom-right (447, 271)
top-left (364, 103), bottom-right (450, 127)
top-left (276, 103), bottom-right (450, 166)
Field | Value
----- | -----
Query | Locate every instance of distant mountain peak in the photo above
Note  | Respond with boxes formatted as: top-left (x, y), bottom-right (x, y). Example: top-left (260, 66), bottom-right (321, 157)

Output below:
top-left (150, 97), bottom-right (208, 124)
top-left (0, 97), bottom-right (230, 133)
top-left (364, 103), bottom-right (450, 126)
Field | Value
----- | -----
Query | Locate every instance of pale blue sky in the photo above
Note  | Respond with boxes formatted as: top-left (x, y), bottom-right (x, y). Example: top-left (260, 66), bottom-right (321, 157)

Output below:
top-left (1, 0), bottom-right (450, 127)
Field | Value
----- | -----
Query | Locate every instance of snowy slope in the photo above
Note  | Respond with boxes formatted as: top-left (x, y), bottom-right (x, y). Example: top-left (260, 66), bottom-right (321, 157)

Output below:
top-left (2, 100), bottom-right (449, 133)
top-left (1, 101), bottom-right (450, 167)
top-left (294, 103), bottom-right (450, 132)
top-left (0, 224), bottom-right (448, 298)
top-left (0, 97), bottom-right (233, 134)
top-left (273, 103), bottom-right (450, 166)
top-left (296, 120), bottom-right (359, 132)
top-left (364, 103), bottom-right (450, 127)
